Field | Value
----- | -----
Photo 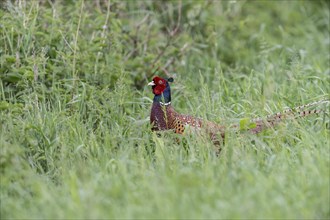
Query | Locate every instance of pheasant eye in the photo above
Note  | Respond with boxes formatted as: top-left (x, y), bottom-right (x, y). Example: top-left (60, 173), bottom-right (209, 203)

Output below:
top-left (158, 80), bottom-right (163, 84)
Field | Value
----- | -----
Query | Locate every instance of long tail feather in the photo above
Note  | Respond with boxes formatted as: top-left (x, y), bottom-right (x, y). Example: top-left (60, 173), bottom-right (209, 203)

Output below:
top-left (249, 100), bottom-right (329, 134)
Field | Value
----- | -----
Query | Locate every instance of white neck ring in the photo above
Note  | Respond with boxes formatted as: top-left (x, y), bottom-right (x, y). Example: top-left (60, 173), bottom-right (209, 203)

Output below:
top-left (159, 101), bottom-right (171, 106)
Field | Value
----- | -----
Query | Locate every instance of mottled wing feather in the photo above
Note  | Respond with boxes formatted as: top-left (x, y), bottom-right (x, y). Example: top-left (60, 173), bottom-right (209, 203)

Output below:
top-left (173, 119), bottom-right (185, 134)
top-left (172, 114), bottom-right (203, 134)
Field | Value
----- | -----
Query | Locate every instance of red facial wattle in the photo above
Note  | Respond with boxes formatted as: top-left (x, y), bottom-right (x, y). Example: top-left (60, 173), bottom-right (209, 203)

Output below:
top-left (150, 76), bottom-right (167, 95)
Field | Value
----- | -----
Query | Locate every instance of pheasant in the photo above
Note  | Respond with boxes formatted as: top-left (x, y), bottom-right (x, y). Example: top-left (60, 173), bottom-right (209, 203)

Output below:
top-left (148, 76), bottom-right (329, 146)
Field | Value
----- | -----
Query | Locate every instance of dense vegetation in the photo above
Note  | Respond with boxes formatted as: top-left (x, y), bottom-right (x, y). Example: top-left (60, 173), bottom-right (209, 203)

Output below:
top-left (1, 0), bottom-right (329, 218)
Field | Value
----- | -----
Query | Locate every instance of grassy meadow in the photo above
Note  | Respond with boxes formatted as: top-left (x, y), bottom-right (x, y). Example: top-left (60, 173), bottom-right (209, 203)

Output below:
top-left (1, 0), bottom-right (329, 219)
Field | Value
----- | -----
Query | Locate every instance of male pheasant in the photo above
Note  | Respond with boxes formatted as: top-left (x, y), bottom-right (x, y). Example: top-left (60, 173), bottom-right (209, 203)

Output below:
top-left (148, 76), bottom-right (328, 145)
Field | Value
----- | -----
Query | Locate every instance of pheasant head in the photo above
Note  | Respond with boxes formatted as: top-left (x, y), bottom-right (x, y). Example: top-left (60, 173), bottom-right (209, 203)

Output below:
top-left (148, 76), bottom-right (176, 131)
top-left (148, 76), bottom-right (174, 105)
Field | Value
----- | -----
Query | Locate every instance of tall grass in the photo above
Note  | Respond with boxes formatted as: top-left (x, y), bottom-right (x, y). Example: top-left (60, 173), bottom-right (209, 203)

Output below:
top-left (1, 0), bottom-right (329, 219)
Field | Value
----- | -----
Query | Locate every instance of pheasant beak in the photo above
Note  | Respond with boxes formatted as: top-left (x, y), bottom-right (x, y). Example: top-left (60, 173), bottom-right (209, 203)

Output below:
top-left (148, 81), bottom-right (156, 86)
